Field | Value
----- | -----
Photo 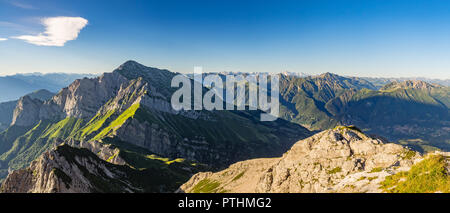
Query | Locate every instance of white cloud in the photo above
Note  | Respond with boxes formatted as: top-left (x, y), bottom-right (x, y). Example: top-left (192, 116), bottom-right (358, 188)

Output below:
top-left (13, 17), bottom-right (88, 47)
top-left (0, 38), bottom-right (7, 41)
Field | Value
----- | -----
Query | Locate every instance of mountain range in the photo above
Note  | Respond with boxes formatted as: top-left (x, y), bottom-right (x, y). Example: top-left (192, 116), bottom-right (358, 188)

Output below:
top-left (278, 73), bottom-right (450, 152)
top-left (200, 71), bottom-right (449, 151)
top-left (362, 77), bottom-right (450, 88)
top-left (0, 61), bottom-right (310, 190)
top-left (0, 73), bottom-right (97, 102)
top-left (0, 60), bottom-right (448, 193)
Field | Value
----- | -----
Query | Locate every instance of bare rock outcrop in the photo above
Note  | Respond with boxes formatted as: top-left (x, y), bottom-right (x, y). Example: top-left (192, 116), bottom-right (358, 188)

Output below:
top-left (0, 144), bottom-right (138, 193)
top-left (52, 72), bottom-right (129, 119)
top-left (180, 126), bottom-right (426, 193)
top-left (11, 96), bottom-right (44, 127)
top-left (11, 72), bottom-right (129, 127)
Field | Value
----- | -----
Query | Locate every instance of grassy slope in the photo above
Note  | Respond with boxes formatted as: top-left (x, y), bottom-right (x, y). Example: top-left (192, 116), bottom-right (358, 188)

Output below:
top-left (380, 154), bottom-right (450, 193)
top-left (78, 102), bottom-right (309, 167)
top-left (0, 104), bottom-right (144, 171)
top-left (0, 103), bottom-right (140, 178)
top-left (0, 105), bottom-right (211, 190)
top-left (0, 100), bottom-right (306, 187)
top-left (54, 143), bottom-right (207, 192)
top-left (0, 125), bottom-right (33, 181)
top-left (0, 118), bottom-right (85, 171)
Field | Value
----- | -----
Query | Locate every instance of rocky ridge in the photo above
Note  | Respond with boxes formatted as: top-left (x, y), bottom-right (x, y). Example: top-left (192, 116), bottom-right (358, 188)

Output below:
top-left (0, 144), bottom-right (138, 193)
top-left (12, 72), bottom-right (128, 127)
top-left (180, 126), bottom-right (449, 193)
top-left (381, 80), bottom-right (442, 91)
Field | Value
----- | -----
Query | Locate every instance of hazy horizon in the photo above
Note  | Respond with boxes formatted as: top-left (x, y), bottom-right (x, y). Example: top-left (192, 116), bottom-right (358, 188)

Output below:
top-left (1, 0), bottom-right (450, 79)
top-left (1, 66), bottom-right (449, 81)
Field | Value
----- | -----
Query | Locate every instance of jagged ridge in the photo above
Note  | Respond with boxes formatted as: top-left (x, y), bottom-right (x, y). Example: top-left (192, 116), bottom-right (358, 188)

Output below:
top-left (180, 126), bottom-right (450, 193)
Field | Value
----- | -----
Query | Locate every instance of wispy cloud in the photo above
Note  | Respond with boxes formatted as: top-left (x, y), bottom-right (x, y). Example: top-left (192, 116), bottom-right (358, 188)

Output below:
top-left (0, 38), bottom-right (7, 41)
top-left (13, 17), bottom-right (88, 47)
top-left (8, 1), bottom-right (36, 9)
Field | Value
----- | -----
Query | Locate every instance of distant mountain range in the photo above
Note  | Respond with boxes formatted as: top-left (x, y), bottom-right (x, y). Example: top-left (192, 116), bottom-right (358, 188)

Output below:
top-left (0, 61), bottom-right (448, 193)
top-left (190, 72), bottom-right (449, 88)
top-left (0, 73), bottom-right (98, 102)
top-left (361, 77), bottom-right (450, 88)
top-left (196, 71), bottom-right (449, 151)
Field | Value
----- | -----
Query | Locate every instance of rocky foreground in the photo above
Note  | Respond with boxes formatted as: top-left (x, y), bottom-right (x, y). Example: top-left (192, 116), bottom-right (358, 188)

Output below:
top-left (180, 126), bottom-right (450, 193)
top-left (0, 143), bottom-right (137, 193)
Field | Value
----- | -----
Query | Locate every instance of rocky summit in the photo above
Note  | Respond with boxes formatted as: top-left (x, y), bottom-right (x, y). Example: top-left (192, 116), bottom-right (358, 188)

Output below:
top-left (180, 126), bottom-right (450, 193)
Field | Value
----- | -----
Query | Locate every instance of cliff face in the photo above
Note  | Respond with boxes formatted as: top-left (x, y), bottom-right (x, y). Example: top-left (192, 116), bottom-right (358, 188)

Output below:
top-left (52, 72), bottom-right (129, 119)
top-left (11, 72), bottom-right (128, 127)
top-left (11, 96), bottom-right (45, 127)
top-left (180, 126), bottom-right (450, 193)
top-left (0, 144), bottom-right (137, 193)
top-left (0, 89), bottom-right (54, 131)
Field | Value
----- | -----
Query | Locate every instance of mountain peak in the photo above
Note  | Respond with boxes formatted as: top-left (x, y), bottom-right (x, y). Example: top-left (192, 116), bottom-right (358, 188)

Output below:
top-left (304, 72), bottom-right (377, 91)
top-left (114, 60), bottom-right (173, 78)
top-left (313, 72), bottom-right (344, 82)
top-left (117, 60), bottom-right (147, 71)
top-left (319, 72), bottom-right (340, 78)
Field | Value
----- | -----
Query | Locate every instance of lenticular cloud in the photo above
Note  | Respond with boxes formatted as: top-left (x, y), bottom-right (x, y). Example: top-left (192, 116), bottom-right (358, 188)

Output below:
top-left (14, 17), bottom-right (88, 47)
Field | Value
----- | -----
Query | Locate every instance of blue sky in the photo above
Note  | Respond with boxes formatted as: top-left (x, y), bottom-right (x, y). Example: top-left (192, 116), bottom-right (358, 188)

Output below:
top-left (0, 0), bottom-right (450, 79)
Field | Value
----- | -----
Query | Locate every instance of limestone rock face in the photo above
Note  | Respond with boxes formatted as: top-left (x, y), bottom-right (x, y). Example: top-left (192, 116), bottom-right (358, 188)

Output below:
top-left (11, 72), bottom-right (129, 127)
top-left (52, 72), bottom-right (128, 119)
top-left (10, 60), bottom-right (202, 129)
top-left (0, 144), bottom-right (137, 193)
top-left (11, 96), bottom-right (44, 126)
top-left (180, 127), bottom-right (426, 193)
top-left (65, 138), bottom-right (126, 166)
top-left (13, 97), bottom-right (63, 127)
